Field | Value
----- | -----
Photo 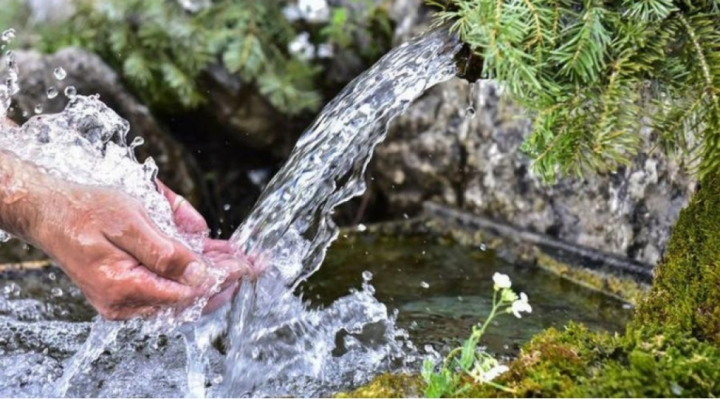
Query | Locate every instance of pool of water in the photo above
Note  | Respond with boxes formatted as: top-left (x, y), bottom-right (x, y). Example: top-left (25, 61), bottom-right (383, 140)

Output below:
top-left (304, 234), bottom-right (632, 356)
top-left (0, 234), bottom-right (632, 396)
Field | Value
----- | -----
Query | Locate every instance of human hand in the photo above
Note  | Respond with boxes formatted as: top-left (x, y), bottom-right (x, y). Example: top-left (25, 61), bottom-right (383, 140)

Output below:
top-left (157, 180), bottom-right (255, 313)
top-left (0, 150), bottom-right (253, 320)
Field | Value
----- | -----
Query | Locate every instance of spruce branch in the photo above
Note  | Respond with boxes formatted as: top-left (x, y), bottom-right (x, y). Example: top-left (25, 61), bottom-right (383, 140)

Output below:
top-left (435, 0), bottom-right (720, 181)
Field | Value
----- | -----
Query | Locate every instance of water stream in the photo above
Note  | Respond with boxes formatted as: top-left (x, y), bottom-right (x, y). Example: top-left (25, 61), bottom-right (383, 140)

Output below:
top-left (0, 28), bottom-right (463, 397)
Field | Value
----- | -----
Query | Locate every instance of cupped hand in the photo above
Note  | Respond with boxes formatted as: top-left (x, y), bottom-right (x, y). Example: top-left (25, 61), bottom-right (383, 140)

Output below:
top-left (32, 179), bottom-right (251, 320)
top-left (0, 146), bottom-right (255, 320)
top-left (157, 180), bottom-right (254, 313)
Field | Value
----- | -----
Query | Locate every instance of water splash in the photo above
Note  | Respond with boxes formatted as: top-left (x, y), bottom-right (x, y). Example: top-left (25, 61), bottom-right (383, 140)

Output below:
top-left (216, 29), bottom-right (460, 396)
top-left (0, 28), bottom-right (460, 397)
top-left (0, 29), bottom-right (19, 121)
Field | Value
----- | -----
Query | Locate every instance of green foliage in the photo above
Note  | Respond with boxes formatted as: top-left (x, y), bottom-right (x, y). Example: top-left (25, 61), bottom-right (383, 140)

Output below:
top-left (10, 0), bottom-right (392, 116)
top-left (434, 0), bottom-right (720, 181)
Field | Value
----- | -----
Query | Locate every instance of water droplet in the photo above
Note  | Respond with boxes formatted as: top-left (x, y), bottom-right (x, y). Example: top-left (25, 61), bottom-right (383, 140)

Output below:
top-left (51, 287), bottom-right (63, 297)
top-left (3, 282), bottom-right (20, 296)
top-left (356, 224), bottom-right (367, 232)
top-left (47, 86), bottom-right (58, 99)
top-left (48, 272), bottom-right (56, 281)
top-left (53, 67), bottom-right (67, 81)
top-left (34, 104), bottom-right (43, 114)
top-left (362, 271), bottom-right (373, 281)
top-left (211, 374), bottom-right (223, 385)
top-left (21, 110), bottom-right (28, 118)
top-left (420, 281), bottom-right (429, 289)
top-left (403, 213), bottom-right (409, 219)
top-left (458, 296), bottom-right (463, 302)
top-left (251, 348), bottom-right (260, 359)
top-left (1, 29), bottom-right (16, 42)
top-left (466, 106), bottom-right (476, 117)
top-left (479, 243), bottom-right (487, 251)
top-left (223, 204), bottom-right (231, 211)
top-left (64, 86), bottom-right (77, 99)
top-left (130, 136), bottom-right (144, 149)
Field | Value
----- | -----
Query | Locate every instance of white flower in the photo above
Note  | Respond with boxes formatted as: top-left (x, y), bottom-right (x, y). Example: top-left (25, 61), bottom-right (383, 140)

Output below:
top-left (288, 32), bottom-right (315, 61)
top-left (283, 0), bottom-right (330, 24)
top-left (282, 5), bottom-right (303, 21)
top-left (510, 292), bottom-right (532, 318)
top-left (492, 272), bottom-right (512, 290)
top-left (469, 363), bottom-right (509, 384)
top-left (298, 0), bottom-right (330, 23)
top-left (485, 365), bottom-right (510, 381)
top-left (316, 43), bottom-right (334, 59)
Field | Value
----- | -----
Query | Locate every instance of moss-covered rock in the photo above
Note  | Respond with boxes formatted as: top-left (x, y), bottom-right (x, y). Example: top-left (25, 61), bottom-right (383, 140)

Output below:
top-left (469, 324), bottom-right (720, 397)
top-left (632, 174), bottom-right (720, 344)
top-left (336, 374), bottom-right (423, 398)
top-left (343, 175), bottom-right (720, 397)
top-left (467, 174), bottom-right (720, 397)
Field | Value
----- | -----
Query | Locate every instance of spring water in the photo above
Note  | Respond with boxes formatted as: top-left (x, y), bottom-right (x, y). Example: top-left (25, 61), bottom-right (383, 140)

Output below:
top-left (0, 28), bottom-right (460, 397)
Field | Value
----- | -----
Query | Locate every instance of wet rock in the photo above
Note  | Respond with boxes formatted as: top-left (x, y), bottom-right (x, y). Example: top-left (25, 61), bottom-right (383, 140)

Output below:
top-left (1, 48), bottom-right (200, 201)
top-left (373, 80), bottom-right (696, 265)
top-left (0, 241), bottom-right (45, 264)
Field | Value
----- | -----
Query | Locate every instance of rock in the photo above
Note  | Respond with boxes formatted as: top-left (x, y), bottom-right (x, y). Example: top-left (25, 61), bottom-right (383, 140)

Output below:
top-left (373, 79), bottom-right (696, 265)
top-left (0, 241), bottom-right (46, 264)
top-left (1, 48), bottom-right (200, 201)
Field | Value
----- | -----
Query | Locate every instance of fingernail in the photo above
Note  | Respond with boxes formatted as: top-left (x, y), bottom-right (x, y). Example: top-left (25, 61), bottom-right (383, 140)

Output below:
top-left (183, 261), bottom-right (208, 287)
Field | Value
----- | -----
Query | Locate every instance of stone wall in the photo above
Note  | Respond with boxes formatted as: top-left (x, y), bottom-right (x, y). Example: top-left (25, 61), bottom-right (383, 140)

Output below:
top-left (372, 79), bottom-right (696, 265)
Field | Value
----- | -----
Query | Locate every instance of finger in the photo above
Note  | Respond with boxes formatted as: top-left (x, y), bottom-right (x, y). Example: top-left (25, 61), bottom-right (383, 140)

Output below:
top-left (208, 253), bottom-right (249, 284)
top-left (106, 217), bottom-right (209, 287)
top-left (98, 266), bottom-right (203, 320)
top-left (203, 238), bottom-right (235, 253)
top-left (157, 180), bottom-right (208, 235)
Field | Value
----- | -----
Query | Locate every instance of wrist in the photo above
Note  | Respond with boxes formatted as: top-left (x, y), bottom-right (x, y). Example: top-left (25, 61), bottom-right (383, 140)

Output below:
top-left (0, 150), bottom-right (56, 244)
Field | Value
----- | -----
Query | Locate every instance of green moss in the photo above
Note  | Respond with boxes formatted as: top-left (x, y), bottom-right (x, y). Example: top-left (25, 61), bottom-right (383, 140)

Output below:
top-left (336, 374), bottom-right (423, 398)
top-left (535, 253), bottom-right (648, 305)
top-left (633, 174), bottom-right (720, 344)
top-left (467, 324), bottom-right (720, 398)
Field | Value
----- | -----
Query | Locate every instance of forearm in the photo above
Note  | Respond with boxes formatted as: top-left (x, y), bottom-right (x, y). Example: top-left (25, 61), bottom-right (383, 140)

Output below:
top-left (0, 149), bottom-right (50, 241)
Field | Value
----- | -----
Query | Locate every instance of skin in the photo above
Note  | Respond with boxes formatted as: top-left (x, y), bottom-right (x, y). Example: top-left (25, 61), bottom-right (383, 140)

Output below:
top-left (0, 118), bottom-right (252, 320)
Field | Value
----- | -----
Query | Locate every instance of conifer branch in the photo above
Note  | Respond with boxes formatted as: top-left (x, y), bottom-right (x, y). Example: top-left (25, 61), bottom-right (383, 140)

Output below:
top-left (435, 0), bottom-right (720, 181)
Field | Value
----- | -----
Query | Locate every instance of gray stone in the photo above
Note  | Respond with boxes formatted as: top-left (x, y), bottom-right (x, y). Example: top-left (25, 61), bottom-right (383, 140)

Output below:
top-left (2, 48), bottom-right (200, 201)
top-left (373, 79), bottom-right (696, 265)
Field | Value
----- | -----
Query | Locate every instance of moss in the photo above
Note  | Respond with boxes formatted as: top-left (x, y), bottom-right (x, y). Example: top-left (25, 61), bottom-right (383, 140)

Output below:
top-left (633, 174), bottom-right (720, 344)
top-left (335, 374), bottom-right (423, 398)
top-left (463, 324), bottom-right (720, 398)
top-left (535, 253), bottom-right (648, 305)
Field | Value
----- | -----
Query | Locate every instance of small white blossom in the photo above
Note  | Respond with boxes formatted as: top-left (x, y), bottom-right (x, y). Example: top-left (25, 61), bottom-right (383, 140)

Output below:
top-left (469, 362), bottom-right (509, 384)
top-left (492, 272), bottom-right (512, 290)
top-left (288, 32), bottom-right (316, 61)
top-left (282, 5), bottom-right (302, 21)
top-left (510, 292), bottom-right (532, 318)
top-left (316, 43), bottom-right (334, 58)
top-left (282, 0), bottom-right (330, 23)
